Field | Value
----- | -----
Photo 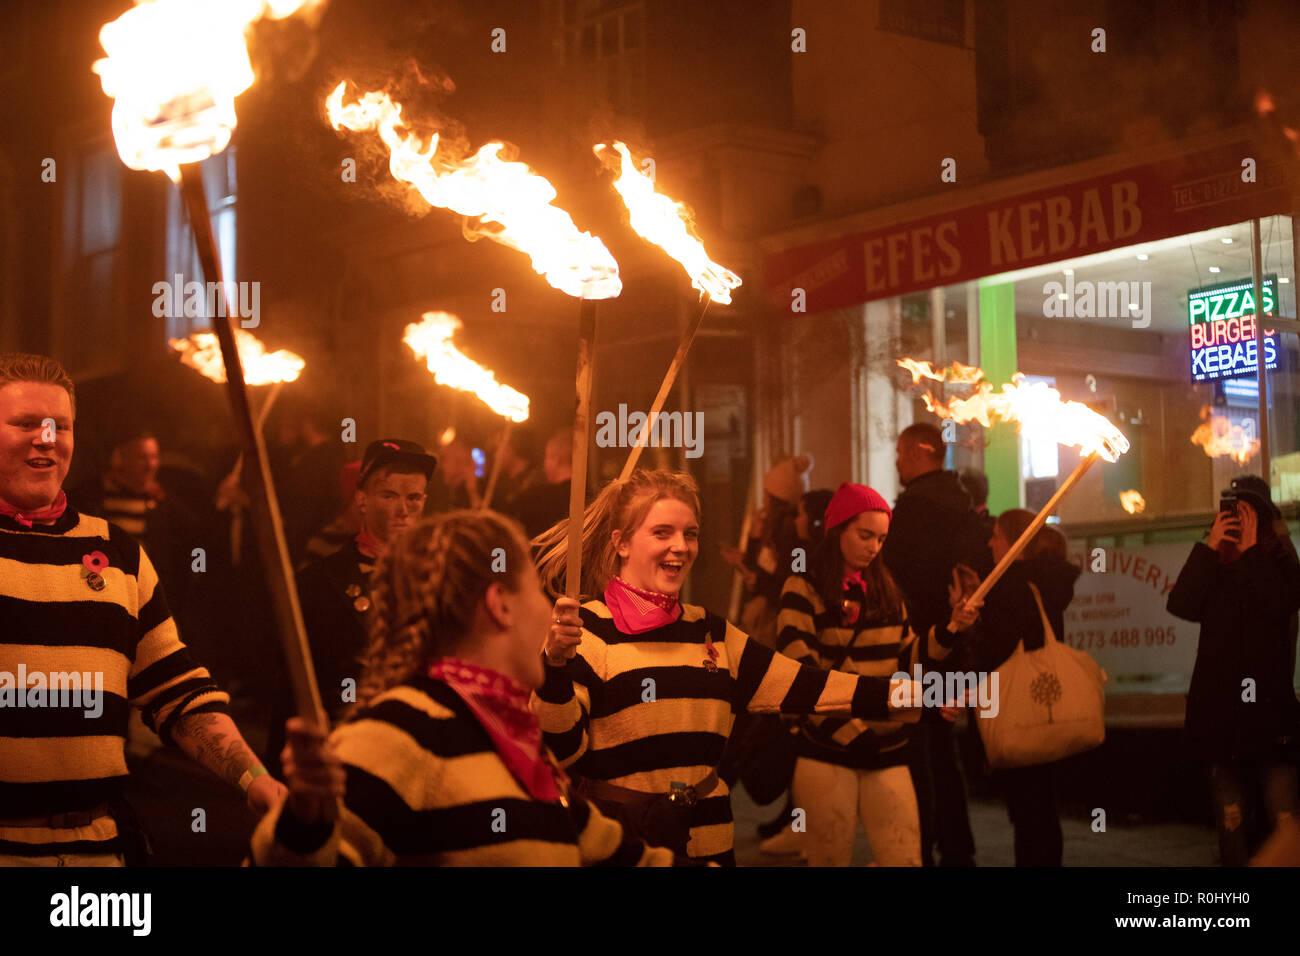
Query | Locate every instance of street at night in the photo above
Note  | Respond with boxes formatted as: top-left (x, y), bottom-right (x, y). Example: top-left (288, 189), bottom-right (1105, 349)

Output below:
top-left (1, 0), bottom-right (1298, 941)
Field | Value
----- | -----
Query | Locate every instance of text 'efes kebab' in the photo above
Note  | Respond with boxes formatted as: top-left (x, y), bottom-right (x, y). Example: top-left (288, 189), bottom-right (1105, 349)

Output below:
top-left (897, 358), bottom-right (1131, 619)
top-left (93, 0), bottom-right (330, 725)
top-left (325, 80), bottom-right (621, 598)
top-left (402, 311), bottom-right (531, 510)
top-left (592, 141), bottom-right (743, 479)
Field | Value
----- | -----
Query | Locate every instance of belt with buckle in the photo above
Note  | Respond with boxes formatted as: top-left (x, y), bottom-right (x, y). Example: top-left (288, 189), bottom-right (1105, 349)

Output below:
top-left (578, 771), bottom-right (719, 809)
top-left (0, 803), bottom-right (113, 829)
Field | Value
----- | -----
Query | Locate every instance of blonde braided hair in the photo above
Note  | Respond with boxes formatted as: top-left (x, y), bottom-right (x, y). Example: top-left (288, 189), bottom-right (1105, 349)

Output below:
top-left (352, 509), bottom-right (530, 714)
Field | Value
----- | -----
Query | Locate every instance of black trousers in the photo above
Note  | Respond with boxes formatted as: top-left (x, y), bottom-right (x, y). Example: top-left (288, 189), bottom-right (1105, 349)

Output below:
top-left (1000, 761), bottom-right (1063, 866)
top-left (908, 721), bottom-right (976, 866)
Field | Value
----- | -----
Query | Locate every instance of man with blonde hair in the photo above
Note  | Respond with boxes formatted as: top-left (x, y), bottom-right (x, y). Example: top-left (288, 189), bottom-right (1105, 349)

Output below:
top-left (0, 353), bottom-right (285, 865)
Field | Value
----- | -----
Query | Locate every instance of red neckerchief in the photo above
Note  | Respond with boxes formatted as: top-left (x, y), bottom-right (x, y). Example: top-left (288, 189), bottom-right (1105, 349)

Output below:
top-left (841, 569), bottom-right (867, 625)
top-left (604, 576), bottom-right (682, 634)
top-left (427, 658), bottom-right (563, 802)
top-left (355, 525), bottom-right (382, 560)
top-left (0, 491), bottom-right (68, 529)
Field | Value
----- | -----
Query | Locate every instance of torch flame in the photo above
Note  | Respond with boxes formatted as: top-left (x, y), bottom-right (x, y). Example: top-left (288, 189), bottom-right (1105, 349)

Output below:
top-left (170, 329), bottom-right (304, 385)
top-left (897, 359), bottom-right (1130, 463)
top-left (326, 83), bottom-right (620, 300)
top-left (1190, 405), bottom-right (1258, 464)
top-left (94, 0), bottom-right (325, 182)
top-left (404, 312), bottom-right (530, 423)
top-left (592, 142), bottom-right (741, 304)
top-left (897, 358), bottom-right (984, 385)
top-left (1119, 490), bottom-right (1146, 514)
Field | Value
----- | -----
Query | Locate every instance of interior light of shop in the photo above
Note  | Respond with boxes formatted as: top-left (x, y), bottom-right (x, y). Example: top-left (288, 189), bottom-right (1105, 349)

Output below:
top-left (1208, 266), bottom-right (1221, 273)
top-left (985, 226), bottom-right (1241, 286)
top-left (1221, 237), bottom-right (1233, 244)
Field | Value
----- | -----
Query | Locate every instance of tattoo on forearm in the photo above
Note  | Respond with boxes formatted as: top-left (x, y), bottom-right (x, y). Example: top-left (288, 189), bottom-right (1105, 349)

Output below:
top-left (173, 712), bottom-right (258, 788)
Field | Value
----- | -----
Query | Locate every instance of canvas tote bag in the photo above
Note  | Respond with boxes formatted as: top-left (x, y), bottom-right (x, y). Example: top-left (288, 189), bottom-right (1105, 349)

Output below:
top-left (977, 582), bottom-right (1106, 768)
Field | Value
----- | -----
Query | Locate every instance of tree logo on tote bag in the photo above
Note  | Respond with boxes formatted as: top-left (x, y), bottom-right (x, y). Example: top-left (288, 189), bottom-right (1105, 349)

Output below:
top-left (1030, 672), bottom-right (1063, 722)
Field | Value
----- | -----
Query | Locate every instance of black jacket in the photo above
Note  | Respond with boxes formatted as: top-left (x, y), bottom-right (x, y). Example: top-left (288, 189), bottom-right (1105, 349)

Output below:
top-left (1167, 540), bottom-right (1300, 763)
top-left (959, 556), bottom-right (1081, 673)
top-left (881, 469), bottom-right (994, 636)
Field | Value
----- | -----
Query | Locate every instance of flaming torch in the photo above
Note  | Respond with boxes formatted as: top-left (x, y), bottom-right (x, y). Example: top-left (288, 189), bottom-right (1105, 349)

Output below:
top-left (592, 142), bottom-right (743, 479)
top-left (95, 0), bottom-right (328, 726)
top-left (171, 329), bottom-right (304, 563)
top-left (402, 311), bottom-right (531, 510)
top-left (898, 361), bottom-right (1131, 625)
top-left (328, 83), bottom-right (620, 597)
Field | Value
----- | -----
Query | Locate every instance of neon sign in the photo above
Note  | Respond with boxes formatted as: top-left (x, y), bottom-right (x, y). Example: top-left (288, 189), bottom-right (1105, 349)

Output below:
top-left (1188, 276), bottom-right (1277, 382)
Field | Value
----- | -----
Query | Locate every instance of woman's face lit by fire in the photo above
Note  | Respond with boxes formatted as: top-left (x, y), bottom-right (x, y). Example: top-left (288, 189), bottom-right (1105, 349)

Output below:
top-left (838, 510), bottom-right (889, 573)
top-left (613, 496), bottom-right (700, 596)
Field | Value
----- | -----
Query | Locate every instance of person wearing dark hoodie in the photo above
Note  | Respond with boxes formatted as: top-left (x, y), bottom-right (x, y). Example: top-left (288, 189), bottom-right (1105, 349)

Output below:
top-left (959, 510), bottom-right (1081, 866)
top-left (1167, 475), bottom-right (1300, 866)
top-left (882, 422), bottom-right (991, 867)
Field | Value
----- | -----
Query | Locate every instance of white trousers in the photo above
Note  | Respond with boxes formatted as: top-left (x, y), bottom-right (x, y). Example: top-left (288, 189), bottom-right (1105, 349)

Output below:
top-left (791, 756), bottom-right (922, 866)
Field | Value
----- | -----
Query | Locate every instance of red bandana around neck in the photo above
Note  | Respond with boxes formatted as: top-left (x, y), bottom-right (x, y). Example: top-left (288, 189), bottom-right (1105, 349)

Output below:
top-left (355, 525), bottom-right (382, 560)
top-left (427, 658), bottom-right (562, 802)
top-left (604, 576), bottom-right (681, 634)
top-left (841, 569), bottom-right (867, 625)
top-left (0, 491), bottom-right (68, 529)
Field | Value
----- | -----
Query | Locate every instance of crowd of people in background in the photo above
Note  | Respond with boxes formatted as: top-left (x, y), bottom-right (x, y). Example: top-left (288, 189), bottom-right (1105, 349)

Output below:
top-left (2, 350), bottom-right (1298, 867)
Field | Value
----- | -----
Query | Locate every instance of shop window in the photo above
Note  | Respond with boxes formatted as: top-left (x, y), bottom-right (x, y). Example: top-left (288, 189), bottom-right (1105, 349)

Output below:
top-left (905, 215), bottom-right (1297, 524)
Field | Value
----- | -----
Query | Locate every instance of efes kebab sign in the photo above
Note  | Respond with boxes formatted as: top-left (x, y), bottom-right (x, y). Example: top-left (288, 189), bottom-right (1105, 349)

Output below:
top-left (1188, 275), bottom-right (1278, 382)
top-left (764, 140), bottom-right (1288, 312)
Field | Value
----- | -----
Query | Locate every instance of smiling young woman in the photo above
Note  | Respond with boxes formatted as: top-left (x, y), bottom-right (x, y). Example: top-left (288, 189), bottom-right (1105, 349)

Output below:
top-left (530, 469), bottom-right (956, 865)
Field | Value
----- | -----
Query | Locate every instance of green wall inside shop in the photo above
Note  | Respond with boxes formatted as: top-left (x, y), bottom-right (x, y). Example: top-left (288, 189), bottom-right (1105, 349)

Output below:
top-left (979, 279), bottom-right (1020, 514)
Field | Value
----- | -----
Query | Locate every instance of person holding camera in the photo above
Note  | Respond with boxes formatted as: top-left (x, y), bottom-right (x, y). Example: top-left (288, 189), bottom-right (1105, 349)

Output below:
top-left (1167, 475), bottom-right (1300, 866)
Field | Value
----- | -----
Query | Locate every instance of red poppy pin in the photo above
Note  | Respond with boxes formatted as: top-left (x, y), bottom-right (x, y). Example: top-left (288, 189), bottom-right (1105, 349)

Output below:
top-left (703, 636), bottom-right (719, 672)
top-left (82, 551), bottom-right (109, 591)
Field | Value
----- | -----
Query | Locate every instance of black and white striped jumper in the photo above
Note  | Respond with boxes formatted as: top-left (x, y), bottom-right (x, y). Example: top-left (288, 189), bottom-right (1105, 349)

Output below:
top-left (777, 572), bottom-right (955, 770)
top-left (531, 599), bottom-right (897, 865)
